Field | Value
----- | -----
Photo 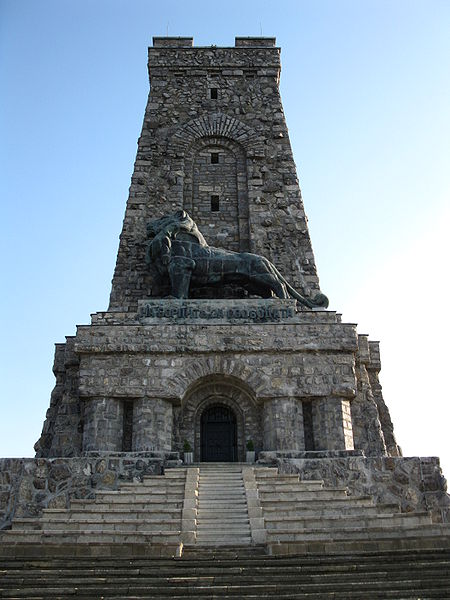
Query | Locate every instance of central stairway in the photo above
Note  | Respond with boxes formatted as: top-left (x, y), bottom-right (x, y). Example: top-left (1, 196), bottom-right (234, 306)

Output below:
top-left (194, 463), bottom-right (252, 546)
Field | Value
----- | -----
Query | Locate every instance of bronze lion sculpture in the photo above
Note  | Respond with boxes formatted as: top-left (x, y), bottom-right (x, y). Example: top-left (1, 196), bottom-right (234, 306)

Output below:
top-left (146, 210), bottom-right (329, 309)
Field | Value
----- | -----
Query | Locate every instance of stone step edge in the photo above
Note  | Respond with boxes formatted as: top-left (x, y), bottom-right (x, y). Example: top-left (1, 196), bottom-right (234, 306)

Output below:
top-left (1, 544), bottom-right (448, 561)
top-left (1, 570), bottom-right (448, 586)
top-left (268, 537), bottom-right (450, 556)
top-left (42, 507), bottom-right (181, 514)
top-left (266, 524), bottom-right (450, 539)
top-left (260, 496), bottom-right (375, 505)
top-left (13, 517), bottom-right (183, 526)
top-left (3, 529), bottom-right (184, 538)
top-left (264, 512), bottom-right (432, 525)
top-left (261, 504), bottom-right (401, 516)
top-left (0, 542), bottom-right (183, 558)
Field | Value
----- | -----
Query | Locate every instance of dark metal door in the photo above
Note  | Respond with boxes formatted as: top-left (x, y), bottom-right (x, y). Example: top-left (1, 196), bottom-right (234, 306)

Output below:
top-left (201, 405), bottom-right (237, 462)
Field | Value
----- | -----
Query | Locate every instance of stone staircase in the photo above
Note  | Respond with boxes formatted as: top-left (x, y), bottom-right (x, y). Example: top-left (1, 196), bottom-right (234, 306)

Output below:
top-left (254, 467), bottom-right (450, 555)
top-left (0, 468), bottom-right (188, 556)
top-left (1, 548), bottom-right (450, 598)
top-left (1, 463), bottom-right (450, 597)
top-left (194, 463), bottom-right (252, 546)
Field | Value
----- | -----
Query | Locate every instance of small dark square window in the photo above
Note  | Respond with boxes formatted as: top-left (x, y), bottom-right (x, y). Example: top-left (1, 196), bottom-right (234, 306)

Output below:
top-left (210, 152), bottom-right (219, 164)
top-left (210, 88), bottom-right (218, 99)
top-left (211, 195), bottom-right (220, 212)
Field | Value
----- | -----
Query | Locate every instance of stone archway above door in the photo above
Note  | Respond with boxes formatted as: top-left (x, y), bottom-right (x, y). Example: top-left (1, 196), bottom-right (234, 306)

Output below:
top-left (180, 376), bottom-right (261, 462)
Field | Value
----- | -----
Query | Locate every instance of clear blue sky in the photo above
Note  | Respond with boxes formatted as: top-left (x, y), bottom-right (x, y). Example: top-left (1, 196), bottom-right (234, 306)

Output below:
top-left (1, 1), bottom-right (449, 474)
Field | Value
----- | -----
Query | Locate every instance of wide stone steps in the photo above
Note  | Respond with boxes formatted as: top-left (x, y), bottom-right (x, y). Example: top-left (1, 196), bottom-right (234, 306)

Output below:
top-left (1, 469), bottom-right (187, 551)
top-left (1, 462), bottom-right (450, 565)
top-left (252, 467), bottom-right (450, 555)
top-left (1, 549), bottom-right (449, 598)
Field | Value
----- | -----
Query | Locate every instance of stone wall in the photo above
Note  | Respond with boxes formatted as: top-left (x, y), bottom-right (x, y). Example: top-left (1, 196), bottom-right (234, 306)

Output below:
top-left (0, 453), bottom-right (179, 530)
top-left (259, 453), bottom-right (450, 523)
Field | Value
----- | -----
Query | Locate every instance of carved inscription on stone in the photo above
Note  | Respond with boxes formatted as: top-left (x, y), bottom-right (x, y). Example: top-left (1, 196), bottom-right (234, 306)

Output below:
top-left (138, 299), bottom-right (297, 324)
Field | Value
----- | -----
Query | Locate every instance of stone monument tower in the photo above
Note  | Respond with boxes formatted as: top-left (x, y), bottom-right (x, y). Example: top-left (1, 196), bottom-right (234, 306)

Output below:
top-left (34, 36), bottom-right (401, 465)
top-left (2, 38), bottom-right (449, 596)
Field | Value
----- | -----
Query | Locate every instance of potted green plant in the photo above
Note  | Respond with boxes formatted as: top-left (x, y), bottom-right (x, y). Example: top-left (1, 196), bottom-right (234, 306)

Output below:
top-left (183, 439), bottom-right (193, 464)
top-left (246, 439), bottom-right (255, 463)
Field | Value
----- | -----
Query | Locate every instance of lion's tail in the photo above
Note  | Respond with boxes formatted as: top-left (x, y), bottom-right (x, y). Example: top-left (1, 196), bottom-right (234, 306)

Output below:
top-left (270, 263), bottom-right (329, 309)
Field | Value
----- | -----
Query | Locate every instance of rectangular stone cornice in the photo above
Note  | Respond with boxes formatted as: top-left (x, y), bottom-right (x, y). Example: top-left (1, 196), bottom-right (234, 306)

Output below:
top-left (147, 46), bottom-right (281, 73)
top-left (73, 321), bottom-right (358, 355)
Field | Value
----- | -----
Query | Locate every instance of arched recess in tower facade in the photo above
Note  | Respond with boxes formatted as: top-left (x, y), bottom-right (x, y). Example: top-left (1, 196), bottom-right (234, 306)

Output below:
top-left (169, 112), bottom-right (265, 253)
top-left (183, 136), bottom-right (249, 252)
top-left (178, 376), bottom-right (261, 462)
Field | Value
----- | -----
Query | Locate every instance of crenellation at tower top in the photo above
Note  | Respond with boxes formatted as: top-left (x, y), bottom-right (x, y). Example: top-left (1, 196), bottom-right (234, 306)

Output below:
top-left (151, 36), bottom-right (277, 48)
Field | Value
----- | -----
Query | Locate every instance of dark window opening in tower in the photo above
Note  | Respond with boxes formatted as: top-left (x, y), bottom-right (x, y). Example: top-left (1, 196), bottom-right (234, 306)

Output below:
top-left (210, 87), bottom-right (218, 99)
top-left (211, 195), bottom-right (220, 212)
top-left (211, 152), bottom-right (219, 164)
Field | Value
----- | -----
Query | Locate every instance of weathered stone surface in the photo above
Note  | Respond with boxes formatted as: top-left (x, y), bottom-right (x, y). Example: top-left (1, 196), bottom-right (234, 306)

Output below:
top-left (258, 454), bottom-right (450, 523)
top-left (263, 397), bottom-right (305, 451)
top-left (0, 454), bottom-right (178, 529)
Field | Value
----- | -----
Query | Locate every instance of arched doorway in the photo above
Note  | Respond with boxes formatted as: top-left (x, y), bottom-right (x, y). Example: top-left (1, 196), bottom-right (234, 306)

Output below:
top-left (200, 405), bottom-right (237, 462)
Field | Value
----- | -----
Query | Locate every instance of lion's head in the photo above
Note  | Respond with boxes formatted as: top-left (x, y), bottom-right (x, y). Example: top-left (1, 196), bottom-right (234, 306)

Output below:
top-left (146, 210), bottom-right (206, 245)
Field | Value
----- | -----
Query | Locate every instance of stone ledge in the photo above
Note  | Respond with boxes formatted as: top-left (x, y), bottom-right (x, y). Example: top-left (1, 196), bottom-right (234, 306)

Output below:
top-left (259, 450), bottom-right (365, 461)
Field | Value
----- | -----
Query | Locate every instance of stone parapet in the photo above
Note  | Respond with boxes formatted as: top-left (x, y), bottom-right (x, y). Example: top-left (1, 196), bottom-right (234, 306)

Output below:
top-left (148, 46), bottom-right (281, 73)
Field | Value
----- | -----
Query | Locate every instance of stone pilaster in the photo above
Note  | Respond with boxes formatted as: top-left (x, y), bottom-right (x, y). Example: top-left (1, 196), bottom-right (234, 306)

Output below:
top-left (263, 397), bottom-right (305, 451)
top-left (132, 397), bottom-right (173, 452)
top-left (82, 398), bottom-right (124, 452)
top-left (312, 397), bottom-right (354, 451)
